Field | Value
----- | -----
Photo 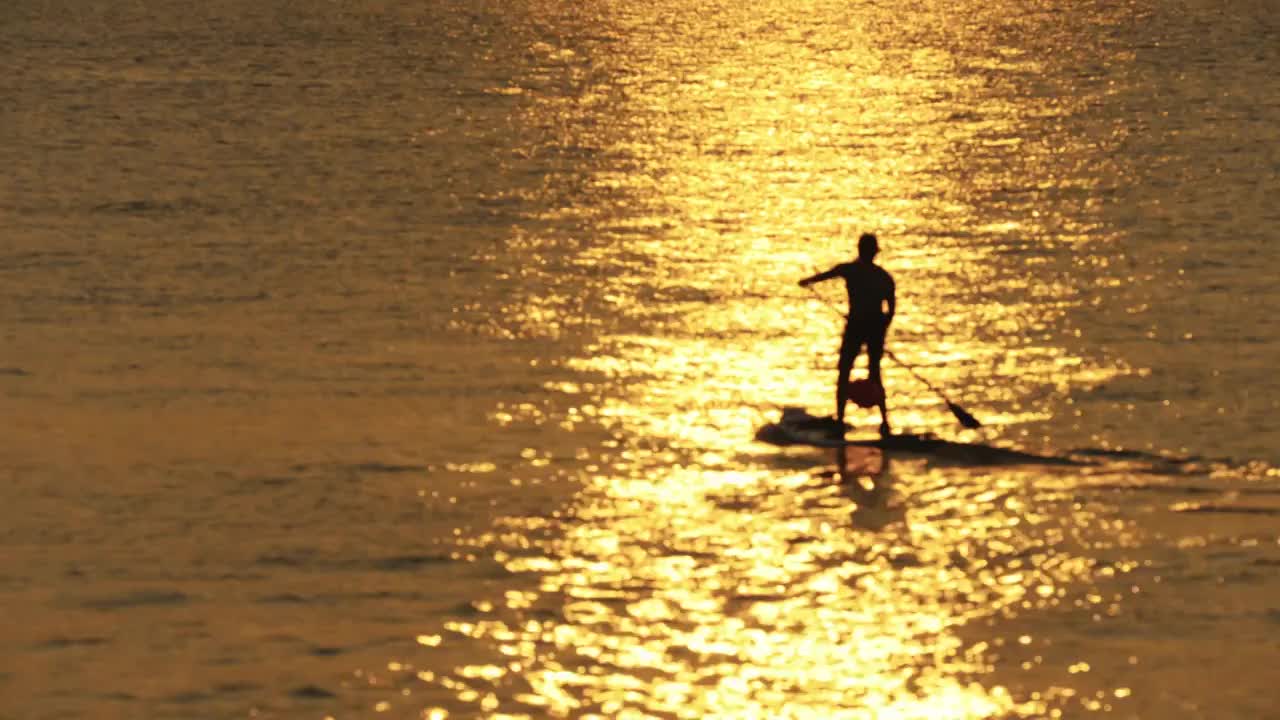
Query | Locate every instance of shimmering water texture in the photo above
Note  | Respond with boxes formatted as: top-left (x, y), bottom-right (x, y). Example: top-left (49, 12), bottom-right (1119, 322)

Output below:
top-left (394, 447), bottom-right (1280, 719)
top-left (431, 459), bottom-right (1112, 718)
top-left (3, 0), bottom-right (1280, 718)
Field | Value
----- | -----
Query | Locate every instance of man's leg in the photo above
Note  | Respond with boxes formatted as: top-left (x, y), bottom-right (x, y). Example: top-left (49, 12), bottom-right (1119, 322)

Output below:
top-left (868, 335), bottom-right (890, 437)
top-left (836, 332), bottom-right (859, 426)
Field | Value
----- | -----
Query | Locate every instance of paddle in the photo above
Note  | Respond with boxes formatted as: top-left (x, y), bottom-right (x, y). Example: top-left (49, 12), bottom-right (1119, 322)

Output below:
top-left (882, 348), bottom-right (983, 429)
top-left (801, 284), bottom-right (983, 430)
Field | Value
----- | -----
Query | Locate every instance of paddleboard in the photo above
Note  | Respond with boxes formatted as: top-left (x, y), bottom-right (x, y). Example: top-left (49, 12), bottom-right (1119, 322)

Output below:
top-left (755, 408), bottom-right (1083, 466)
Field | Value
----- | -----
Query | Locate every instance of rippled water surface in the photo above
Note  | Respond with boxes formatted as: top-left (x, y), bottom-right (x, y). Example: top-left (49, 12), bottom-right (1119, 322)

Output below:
top-left (2, 0), bottom-right (1279, 718)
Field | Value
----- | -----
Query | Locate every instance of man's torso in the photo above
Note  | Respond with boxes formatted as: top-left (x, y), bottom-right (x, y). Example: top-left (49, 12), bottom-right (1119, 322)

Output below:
top-left (837, 261), bottom-right (894, 326)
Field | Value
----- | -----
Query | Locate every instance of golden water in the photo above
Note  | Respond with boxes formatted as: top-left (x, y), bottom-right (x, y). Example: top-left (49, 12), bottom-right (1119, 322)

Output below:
top-left (2, 0), bottom-right (1278, 718)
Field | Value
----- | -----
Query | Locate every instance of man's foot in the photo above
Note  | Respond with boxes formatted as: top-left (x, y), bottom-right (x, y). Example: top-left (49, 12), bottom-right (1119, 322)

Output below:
top-left (878, 421), bottom-right (892, 439)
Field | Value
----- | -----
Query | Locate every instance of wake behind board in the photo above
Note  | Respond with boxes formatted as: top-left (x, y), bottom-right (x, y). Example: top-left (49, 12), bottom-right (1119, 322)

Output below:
top-left (755, 407), bottom-right (1083, 465)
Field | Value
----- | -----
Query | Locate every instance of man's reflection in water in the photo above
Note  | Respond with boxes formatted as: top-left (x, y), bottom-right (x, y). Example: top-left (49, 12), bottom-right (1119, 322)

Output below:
top-left (835, 446), bottom-right (904, 531)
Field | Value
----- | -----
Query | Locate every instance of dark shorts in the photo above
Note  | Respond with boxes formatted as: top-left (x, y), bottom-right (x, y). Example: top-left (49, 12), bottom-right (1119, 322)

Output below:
top-left (839, 321), bottom-right (887, 369)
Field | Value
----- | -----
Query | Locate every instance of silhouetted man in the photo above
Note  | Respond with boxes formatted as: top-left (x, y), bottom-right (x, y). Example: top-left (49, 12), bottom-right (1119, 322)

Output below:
top-left (799, 233), bottom-right (896, 437)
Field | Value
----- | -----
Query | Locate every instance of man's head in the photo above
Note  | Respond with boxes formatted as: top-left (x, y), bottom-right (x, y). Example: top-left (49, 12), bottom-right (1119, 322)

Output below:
top-left (858, 232), bottom-right (879, 260)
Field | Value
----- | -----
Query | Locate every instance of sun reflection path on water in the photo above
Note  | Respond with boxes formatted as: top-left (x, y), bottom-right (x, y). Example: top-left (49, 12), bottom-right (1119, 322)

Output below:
top-left (401, 0), bottom-right (1161, 716)
top-left (425, 443), bottom-right (1113, 719)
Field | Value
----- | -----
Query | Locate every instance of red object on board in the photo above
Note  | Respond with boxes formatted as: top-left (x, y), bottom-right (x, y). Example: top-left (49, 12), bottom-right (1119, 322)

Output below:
top-left (846, 379), bottom-right (885, 408)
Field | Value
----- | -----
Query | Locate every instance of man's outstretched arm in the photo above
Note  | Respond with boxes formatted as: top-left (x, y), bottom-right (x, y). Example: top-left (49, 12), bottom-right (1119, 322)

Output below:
top-left (798, 267), bottom-right (840, 287)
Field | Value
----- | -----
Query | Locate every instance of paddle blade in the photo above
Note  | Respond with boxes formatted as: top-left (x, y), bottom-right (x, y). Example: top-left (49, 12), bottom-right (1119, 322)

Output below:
top-left (947, 401), bottom-right (983, 429)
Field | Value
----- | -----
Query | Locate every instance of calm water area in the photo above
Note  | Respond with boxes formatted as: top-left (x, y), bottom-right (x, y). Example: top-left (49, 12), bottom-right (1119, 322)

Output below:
top-left (2, 0), bottom-right (1279, 718)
